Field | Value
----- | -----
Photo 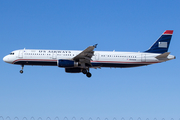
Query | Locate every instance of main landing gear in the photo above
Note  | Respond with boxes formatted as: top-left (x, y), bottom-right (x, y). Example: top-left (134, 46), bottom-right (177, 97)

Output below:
top-left (82, 68), bottom-right (92, 78)
top-left (20, 65), bottom-right (24, 74)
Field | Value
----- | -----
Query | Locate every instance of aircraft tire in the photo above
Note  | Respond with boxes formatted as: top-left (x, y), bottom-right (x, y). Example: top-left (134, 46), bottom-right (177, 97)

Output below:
top-left (86, 72), bottom-right (92, 78)
top-left (20, 70), bottom-right (23, 74)
top-left (82, 69), bottom-right (87, 74)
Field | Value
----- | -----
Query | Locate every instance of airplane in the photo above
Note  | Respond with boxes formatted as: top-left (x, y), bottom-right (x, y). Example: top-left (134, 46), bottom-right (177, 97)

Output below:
top-left (3, 30), bottom-right (175, 78)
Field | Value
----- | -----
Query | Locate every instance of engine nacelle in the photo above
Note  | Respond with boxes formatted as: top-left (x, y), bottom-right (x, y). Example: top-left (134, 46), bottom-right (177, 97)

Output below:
top-left (58, 59), bottom-right (78, 67)
top-left (65, 68), bottom-right (82, 73)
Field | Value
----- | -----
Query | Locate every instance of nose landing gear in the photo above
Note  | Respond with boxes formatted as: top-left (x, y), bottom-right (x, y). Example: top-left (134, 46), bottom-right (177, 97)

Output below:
top-left (20, 65), bottom-right (24, 74)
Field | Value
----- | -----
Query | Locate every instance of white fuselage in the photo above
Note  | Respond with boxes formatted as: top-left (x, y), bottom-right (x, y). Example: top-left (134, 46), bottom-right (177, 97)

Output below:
top-left (3, 49), bottom-right (175, 68)
top-left (3, 30), bottom-right (175, 77)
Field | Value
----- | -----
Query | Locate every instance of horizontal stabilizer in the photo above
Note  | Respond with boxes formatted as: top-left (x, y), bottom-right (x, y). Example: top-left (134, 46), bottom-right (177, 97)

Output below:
top-left (155, 52), bottom-right (170, 59)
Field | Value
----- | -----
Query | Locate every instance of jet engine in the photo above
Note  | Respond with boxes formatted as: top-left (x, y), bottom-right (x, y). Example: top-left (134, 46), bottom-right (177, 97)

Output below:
top-left (58, 59), bottom-right (78, 67)
top-left (65, 68), bottom-right (82, 73)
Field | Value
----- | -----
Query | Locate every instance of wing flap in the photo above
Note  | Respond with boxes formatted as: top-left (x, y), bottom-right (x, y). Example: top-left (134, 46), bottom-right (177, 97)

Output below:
top-left (73, 44), bottom-right (97, 67)
top-left (73, 46), bottom-right (96, 60)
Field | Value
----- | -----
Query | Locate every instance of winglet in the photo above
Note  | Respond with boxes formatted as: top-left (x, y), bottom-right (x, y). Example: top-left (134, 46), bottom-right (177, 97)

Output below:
top-left (93, 44), bottom-right (98, 48)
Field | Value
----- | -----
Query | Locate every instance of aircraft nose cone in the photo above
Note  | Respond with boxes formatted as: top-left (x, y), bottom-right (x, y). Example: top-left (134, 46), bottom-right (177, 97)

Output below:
top-left (3, 56), bottom-right (9, 63)
top-left (3, 56), bottom-right (6, 62)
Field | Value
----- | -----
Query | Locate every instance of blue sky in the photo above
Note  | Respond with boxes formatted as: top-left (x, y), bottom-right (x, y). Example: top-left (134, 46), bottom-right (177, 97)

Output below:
top-left (0, 0), bottom-right (180, 119)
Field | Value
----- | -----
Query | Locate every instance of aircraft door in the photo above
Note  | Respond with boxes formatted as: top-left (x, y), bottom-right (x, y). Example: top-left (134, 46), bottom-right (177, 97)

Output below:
top-left (18, 50), bottom-right (23, 58)
top-left (95, 53), bottom-right (99, 61)
top-left (141, 54), bottom-right (146, 62)
top-left (52, 53), bottom-right (57, 59)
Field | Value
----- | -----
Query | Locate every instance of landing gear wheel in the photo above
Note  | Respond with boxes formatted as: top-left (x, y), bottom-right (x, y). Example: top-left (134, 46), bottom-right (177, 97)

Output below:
top-left (20, 65), bottom-right (24, 74)
top-left (20, 70), bottom-right (23, 74)
top-left (86, 72), bottom-right (92, 78)
top-left (82, 69), bottom-right (87, 74)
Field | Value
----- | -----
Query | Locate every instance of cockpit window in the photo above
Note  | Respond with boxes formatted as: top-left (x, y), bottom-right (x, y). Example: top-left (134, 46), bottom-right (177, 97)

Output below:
top-left (9, 53), bottom-right (14, 55)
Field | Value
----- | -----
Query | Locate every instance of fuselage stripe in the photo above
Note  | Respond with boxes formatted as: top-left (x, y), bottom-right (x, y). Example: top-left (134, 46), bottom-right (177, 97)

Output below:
top-left (12, 59), bottom-right (159, 65)
top-left (91, 61), bottom-right (159, 64)
top-left (12, 59), bottom-right (57, 64)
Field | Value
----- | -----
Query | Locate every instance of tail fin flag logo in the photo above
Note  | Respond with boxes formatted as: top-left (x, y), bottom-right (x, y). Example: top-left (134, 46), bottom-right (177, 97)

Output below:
top-left (159, 42), bottom-right (167, 48)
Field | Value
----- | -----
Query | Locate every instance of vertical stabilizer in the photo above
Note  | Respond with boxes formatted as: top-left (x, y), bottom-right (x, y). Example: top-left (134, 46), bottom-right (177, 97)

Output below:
top-left (145, 30), bottom-right (173, 53)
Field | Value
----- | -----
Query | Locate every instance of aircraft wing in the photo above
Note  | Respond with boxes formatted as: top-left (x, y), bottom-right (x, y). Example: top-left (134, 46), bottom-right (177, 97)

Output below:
top-left (73, 44), bottom-right (97, 67)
